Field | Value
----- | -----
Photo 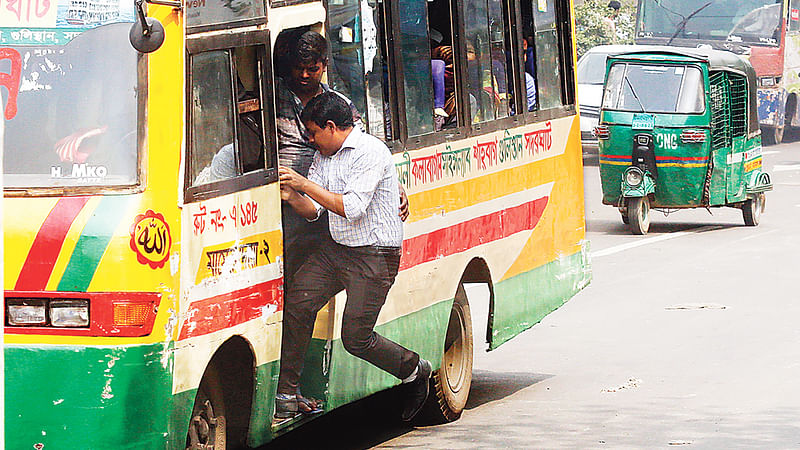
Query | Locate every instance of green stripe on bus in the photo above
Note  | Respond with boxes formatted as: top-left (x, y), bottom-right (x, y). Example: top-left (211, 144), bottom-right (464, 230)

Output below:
top-left (57, 196), bottom-right (136, 292)
top-left (491, 248), bottom-right (592, 350)
top-left (5, 343), bottom-right (173, 449)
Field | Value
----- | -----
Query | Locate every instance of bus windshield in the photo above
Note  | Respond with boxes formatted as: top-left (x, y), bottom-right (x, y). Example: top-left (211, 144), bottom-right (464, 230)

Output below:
top-left (637, 0), bottom-right (783, 46)
top-left (2, 23), bottom-right (139, 190)
top-left (602, 63), bottom-right (705, 113)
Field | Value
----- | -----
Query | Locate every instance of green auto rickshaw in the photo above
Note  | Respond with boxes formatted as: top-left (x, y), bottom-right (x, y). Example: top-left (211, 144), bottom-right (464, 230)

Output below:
top-left (596, 47), bottom-right (772, 235)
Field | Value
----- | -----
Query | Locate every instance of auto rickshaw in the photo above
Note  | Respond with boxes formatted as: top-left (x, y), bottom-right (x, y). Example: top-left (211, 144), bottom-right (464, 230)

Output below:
top-left (595, 47), bottom-right (773, 235)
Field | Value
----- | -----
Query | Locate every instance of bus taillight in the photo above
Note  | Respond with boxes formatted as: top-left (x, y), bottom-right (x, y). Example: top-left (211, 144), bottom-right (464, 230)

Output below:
top-left (113, 302), bottom-right (152, 327)
top-left (5, 292), bottom-right (160, 336)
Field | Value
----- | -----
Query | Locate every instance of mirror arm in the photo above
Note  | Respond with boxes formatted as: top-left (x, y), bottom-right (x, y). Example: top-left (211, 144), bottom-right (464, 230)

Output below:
top-left (134, 0), bottom-right (151, 35)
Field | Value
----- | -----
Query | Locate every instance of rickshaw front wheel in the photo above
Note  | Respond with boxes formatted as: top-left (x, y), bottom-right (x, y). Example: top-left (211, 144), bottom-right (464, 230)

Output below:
top-left (619, 208), bottom-right (630, 224)
top-left (763, 125), bottom-right (784, 146)
top-left (626, 196), bottom-right (650, 235)
top-left (742, 194), bottom-right (764, 226)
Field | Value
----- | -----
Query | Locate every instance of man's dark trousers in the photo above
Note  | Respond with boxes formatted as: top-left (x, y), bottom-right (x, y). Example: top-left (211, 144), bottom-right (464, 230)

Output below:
top-left (277, 238), bottom-right (419, 394)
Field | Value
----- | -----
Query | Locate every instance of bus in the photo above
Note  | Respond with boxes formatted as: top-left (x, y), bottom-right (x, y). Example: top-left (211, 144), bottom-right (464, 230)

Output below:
top-left (634, 0), bottom-right (800, 145)
top-left (2, 0), bottom-right (590, 447)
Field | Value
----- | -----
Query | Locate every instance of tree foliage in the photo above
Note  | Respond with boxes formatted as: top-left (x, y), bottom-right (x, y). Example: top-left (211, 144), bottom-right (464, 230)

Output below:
top-left (575, 0), bottom-right (636, 59)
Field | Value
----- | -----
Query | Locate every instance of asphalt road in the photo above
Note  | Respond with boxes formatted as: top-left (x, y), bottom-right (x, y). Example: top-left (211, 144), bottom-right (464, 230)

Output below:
top-left (262, 140), bottom-right (800, 449)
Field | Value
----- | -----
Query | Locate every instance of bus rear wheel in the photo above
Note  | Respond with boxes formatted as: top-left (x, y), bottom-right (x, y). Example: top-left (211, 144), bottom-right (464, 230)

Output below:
top-left (427, 284), bottom-right (473, 423)
top-left (187, 366), bottom-right (227, 450)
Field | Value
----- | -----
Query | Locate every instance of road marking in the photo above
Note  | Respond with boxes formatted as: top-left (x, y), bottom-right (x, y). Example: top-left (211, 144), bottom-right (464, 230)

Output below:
top-left (772, 164), bottom-right (800, 172)
top-left (761, 150), bottom-right (780, 155)
top-left (591, 225), bottom-right (722, 258)
top-left (736, 228), bottom-right (778, 242)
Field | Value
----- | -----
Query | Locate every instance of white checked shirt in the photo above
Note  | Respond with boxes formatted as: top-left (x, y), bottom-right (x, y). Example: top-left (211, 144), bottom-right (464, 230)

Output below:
top-left (307, 128), bottom-right (403, 248)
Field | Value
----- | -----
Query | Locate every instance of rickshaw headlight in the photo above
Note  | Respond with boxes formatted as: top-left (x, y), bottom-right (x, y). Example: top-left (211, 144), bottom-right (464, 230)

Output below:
top-left (50, 299), bottom-right (90, 327)
top-left (625, 168), bottom-right (643, 187)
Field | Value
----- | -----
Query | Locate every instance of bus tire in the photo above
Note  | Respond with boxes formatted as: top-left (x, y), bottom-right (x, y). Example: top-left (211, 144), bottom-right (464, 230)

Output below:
top-left (626, 196), bottom-right (650, 235)
top-left (763, 125), bottom-right (784, 146)
top-left (427, 284), bottom-right (474, 423)
top-left (742, 194), bottom-right (763, 226)
top-left (186, 365), bottom-right (227, 450)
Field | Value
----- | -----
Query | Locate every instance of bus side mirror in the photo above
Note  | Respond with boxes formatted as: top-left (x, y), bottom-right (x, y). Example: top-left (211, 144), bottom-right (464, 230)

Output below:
top-left (129, 0), bottom-right (166, 53)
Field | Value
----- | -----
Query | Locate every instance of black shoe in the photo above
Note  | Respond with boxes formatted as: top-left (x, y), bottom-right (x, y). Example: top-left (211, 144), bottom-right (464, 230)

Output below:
top-left (274, 394), bottom-right (299, 420)
top-left (401, 359), bottom-right (432, 422)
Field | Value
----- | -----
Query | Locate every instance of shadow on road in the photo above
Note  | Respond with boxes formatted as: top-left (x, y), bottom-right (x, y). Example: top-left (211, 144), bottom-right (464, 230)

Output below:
top-left (587, 219), bottom-right (743, 236)
top-left (465, 370), bottom-right (552, 410)
top-left (259, 369), bottom-right (551, 449)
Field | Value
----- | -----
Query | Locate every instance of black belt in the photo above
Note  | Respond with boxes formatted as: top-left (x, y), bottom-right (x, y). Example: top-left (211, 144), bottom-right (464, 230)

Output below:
top-left (346, 244), bottom-right (402, 256)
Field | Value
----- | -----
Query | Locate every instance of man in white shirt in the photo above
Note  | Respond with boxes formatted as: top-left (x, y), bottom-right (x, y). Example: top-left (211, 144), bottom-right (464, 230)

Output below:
top-left (276, 92), bottom-right (431, 422)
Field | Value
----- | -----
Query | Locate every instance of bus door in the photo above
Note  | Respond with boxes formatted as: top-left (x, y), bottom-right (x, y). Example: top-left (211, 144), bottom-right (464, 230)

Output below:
top-left (178, 29), bottom-right (286, 425)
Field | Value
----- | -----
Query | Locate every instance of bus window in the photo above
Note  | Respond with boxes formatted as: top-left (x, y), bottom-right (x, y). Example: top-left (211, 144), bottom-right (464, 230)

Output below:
top-left (463, 0), bottom-right (515, 123)
top-left (327, 0), bottom-right (390, 140)
top-left (522, 0), bottom-right (567, 110)
top-left (186, 37), bottom-right (274, 199)
top-left (397, 0), bottom-right (436, 137)
top-left (2, 24), bottom-right (139, 190)
top-left (189, 50), bottom-right (238, 186)
top-left (428, 0), bottom-right (460, 130)
top-left (792, 0), bottom-right (800, 33)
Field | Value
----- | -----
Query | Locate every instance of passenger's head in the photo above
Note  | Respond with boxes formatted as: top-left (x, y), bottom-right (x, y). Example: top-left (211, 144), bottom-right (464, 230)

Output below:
top-left (607, 0), bottom-right (621, 14)
top-left (300, 92), bottom-right (354, 155)
top-left (288, 31), bottom-right (329, 94)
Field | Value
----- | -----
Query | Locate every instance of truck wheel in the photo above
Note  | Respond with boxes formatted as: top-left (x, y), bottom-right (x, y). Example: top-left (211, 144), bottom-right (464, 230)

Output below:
top-left (186, 366), bottom-right (227, 450)
top-left (626, 196), bottom-right (650, 235)
top-left (763, 125), bottom-right (784, 146)
top-left (742, 194), bottom-right (763, 226)
top-left (427, 284), bottom-right (473, 423)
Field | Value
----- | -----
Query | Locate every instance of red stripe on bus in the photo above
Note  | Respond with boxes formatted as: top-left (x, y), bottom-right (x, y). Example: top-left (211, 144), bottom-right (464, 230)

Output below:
top-left (15, 196), bottom-right (90, 291)
top-left (178, 278), bottom-right (283, 340)
top-left (400, 196), bottom-right (549, 271)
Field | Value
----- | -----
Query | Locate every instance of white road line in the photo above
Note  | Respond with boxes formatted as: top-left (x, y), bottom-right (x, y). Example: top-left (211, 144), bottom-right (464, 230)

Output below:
top-left (761, 151), bottom-right (780, 155)
top-left (591, 225), bottom-right (723, 258)
top-left (772, 165), bottom-right (800, 172)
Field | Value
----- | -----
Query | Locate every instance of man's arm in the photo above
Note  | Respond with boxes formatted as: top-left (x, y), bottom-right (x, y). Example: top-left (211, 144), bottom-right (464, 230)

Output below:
top-left (279, 166), bottom-right (346, 218)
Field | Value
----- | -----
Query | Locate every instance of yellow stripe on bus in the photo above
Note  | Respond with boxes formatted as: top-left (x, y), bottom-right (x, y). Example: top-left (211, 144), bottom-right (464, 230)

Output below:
top-left (45, 197), bottom-right (101, 291)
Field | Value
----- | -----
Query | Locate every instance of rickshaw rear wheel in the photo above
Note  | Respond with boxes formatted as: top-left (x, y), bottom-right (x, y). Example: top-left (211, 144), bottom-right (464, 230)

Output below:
top-left (742, 194), bottom-right (763, 226)
top-left (626, 196), bottom-right (650, 235)
top-left (618, 208), bottom-right (629, 224)
top-left (425, 284), bottom-right (473, 423)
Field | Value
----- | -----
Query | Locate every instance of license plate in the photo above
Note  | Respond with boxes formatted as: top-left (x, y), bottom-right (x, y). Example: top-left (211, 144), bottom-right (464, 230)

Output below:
top-left (632, 113), bottom-right (655, 130)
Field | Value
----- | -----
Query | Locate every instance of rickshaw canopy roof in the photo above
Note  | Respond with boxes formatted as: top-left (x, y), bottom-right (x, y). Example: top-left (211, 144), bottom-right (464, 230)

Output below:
top-left (607, 46), bottom-right (760, 136)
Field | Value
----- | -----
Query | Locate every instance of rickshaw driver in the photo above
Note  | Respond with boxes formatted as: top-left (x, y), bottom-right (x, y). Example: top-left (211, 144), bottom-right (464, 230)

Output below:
top-left (274, 30), bottom-right (409, 414)
top-left (276, 92), bottom-right (432, 422)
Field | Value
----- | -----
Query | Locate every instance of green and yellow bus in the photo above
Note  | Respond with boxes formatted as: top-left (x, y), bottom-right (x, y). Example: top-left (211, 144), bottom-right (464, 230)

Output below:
top-left (2, 0), bottom-right (590, 447)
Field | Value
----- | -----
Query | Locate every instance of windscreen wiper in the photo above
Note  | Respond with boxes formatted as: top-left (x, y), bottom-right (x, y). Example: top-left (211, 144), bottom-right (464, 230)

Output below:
top-left (667, 0), bottom-right (715, 45)
top-left (624, 76), bottom-right (646, 112)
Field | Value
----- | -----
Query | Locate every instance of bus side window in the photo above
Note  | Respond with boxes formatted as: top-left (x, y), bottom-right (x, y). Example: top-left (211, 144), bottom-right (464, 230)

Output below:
top-left (189, 50), bottom-right (238, 187)
top-left (327, 0), bottom-right (391, 141)
top-left (463, 0), bottom-right (515, 123)
top-left (186, 37), bottom-right (275, 201)
top-left (396, 0), bottom-right (436, 137)
top-left (521, 0), bottom-right (574, 110)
